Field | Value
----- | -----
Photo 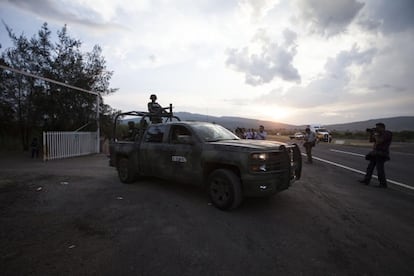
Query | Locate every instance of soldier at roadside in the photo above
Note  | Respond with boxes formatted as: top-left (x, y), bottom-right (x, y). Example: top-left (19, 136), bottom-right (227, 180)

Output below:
top-left (303, 127), bottom-right (316, 163)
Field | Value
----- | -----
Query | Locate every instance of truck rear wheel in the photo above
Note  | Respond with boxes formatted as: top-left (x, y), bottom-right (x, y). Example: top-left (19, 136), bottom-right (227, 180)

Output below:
top-left (207, 169), bottom-right (242, 210)
top-left (117, 157), bottom-right (136, 183)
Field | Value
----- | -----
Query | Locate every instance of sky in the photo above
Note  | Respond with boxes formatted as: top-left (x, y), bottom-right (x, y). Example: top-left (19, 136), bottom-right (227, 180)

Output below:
top-left (0, 0), bottom-right (413, 125)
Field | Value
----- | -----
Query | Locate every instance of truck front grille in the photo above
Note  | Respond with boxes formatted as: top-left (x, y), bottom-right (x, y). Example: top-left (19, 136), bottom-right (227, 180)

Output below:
top-left (250, 145), bottom-right (302, 177)
top-left (266, 152), bottom-right (287, 171)
top-left (250, 151), bottom-right (288, 173)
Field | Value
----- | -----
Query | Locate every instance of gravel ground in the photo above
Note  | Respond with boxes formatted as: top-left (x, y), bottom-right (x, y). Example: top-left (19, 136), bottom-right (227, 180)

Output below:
top-left (1, 152), bottom-right (414, 276)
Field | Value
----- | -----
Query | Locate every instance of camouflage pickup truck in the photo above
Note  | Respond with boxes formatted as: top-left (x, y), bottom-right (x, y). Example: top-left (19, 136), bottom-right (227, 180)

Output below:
top-left (109, 110), bottom-right (302, 210)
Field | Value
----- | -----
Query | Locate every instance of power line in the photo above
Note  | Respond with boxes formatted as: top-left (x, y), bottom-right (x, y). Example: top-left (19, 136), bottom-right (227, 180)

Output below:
top-left (0, 64), bottom-right (99, 96)
top-left (0, 63), bottom-right (101, 153)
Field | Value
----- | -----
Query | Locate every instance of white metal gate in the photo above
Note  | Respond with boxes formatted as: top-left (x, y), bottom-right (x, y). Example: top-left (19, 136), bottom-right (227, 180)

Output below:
top-left (43, 131), bottom-right (98, 161)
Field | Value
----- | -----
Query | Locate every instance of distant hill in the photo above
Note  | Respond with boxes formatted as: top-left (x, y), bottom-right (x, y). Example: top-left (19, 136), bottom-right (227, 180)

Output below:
top-left (325, 116), bottom-right (414, 132)
top-left (121, 111), bottom-right (414, 132)
top-left (176, 113), bottom-right (414, 132)
top-left (175, 112), bottom-right (297, 130)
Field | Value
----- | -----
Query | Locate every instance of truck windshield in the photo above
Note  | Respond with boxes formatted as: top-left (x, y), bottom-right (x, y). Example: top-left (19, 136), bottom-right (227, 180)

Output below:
top-left (192, 124), bottom-right (239, 142)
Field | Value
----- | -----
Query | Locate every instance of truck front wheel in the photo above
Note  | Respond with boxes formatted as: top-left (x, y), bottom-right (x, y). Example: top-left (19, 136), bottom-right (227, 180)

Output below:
top-left (117, 157), bottom-right (136, 183)
top-left (207, 169), bottom-right (242, 210)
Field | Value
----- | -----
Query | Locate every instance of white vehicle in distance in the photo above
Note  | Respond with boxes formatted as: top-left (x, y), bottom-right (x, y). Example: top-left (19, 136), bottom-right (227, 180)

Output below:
top-left (289, 132), bottom-right (305, 140)
top-left (309, 125), bottom-right (332, 142)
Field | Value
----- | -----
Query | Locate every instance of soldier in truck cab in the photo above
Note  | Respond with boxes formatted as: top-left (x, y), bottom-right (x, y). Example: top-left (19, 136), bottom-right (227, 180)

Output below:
top-left (125, 121), bottom-right (139, 141)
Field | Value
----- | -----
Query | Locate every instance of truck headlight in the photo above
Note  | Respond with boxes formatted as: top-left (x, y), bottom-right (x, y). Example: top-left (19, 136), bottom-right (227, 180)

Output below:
top-left (251, 153), bottom-right (267, 160)
top-left (250, 153), bottom-right (268, 172)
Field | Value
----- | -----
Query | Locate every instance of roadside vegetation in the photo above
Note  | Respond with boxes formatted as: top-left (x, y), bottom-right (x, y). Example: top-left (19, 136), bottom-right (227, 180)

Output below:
top-left (0, 22), bottom-right (120, 151)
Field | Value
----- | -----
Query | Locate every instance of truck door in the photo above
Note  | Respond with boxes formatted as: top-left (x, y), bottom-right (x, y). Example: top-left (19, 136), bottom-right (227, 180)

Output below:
top-left (166, 125), bottom-right (202, 184)
top-left (140, 124), bottom-right (169, 177)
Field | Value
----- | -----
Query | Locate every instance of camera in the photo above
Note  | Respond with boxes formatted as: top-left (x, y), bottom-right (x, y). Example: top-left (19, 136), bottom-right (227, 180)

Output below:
top-left (366, 127), bottom-right (377, 133)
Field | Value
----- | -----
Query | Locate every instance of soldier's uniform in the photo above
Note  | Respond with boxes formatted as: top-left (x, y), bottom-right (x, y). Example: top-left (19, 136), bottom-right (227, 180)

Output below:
top-left (126, 121), bottom-right (139, 141)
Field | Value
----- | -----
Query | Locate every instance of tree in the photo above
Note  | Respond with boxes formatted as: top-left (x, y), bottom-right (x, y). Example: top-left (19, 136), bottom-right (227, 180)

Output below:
top-left (0, 22), bottom-right (118, 150)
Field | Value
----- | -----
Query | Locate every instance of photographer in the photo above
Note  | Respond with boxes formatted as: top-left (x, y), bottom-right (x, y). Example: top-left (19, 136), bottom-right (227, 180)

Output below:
top-left (359, 123), bottom-right (392, 188)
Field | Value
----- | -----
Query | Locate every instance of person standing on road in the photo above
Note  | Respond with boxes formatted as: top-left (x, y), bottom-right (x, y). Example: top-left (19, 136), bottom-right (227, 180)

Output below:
top-left (256, 125), bottom-right (267, 140)
top-left (31, 137), bottom-right (40, 158)
top-left (359, 122), bottom-right (392, 188)
top-left (245, 129), bottom-right (255, 139)
top-left (303, 127), bottom-right (316, 163)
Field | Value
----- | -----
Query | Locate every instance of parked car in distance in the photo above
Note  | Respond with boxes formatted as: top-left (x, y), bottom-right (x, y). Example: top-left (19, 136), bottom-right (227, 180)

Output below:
top-left (290, 132), bottom-right (305, 140)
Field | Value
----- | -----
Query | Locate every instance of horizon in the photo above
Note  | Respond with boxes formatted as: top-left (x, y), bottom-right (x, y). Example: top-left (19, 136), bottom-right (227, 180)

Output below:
top-left (1, 0), bottom-right (413, 125)
top-left (175, 111), bottom-right (413, 127)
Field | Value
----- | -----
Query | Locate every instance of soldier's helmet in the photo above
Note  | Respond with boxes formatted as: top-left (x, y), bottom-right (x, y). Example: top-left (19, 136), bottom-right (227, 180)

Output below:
top-left (150, 94), bottom-right (157, 100)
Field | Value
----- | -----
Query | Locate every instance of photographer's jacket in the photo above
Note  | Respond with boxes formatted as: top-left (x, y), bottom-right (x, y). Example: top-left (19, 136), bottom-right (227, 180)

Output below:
top-left (370, 130), bottom-right (392, 158)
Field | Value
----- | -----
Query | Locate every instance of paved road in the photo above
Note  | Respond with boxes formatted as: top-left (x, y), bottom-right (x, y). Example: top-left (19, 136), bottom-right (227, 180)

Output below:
top-left (307, 142), bottom-right (414, 191)
top-left (1, 149), bottom-right (414, 275)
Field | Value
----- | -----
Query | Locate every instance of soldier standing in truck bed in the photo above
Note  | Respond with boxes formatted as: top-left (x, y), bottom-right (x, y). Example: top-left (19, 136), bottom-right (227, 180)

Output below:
top-left (147, 94), bottom-right (163, 124)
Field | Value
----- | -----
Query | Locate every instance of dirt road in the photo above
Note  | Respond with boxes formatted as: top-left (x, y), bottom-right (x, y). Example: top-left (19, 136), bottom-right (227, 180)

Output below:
top-left (1, 153), bottom-right (413, 275)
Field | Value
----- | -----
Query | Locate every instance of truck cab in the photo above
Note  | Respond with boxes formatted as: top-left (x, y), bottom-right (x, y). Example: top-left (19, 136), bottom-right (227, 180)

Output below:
top-left (309, 125), bottom-right (332, 143)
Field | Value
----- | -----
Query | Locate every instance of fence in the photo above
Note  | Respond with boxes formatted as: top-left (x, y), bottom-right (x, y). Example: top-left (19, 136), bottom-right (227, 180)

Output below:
top-left (43, 131), bottom-right (98, 161)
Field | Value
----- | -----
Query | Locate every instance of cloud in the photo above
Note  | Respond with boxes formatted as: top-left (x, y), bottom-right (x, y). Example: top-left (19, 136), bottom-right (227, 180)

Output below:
top-left (248, 36), bottom-right (414, 124)
top-left (225, 28), bottom-right (301, 86)
top-left (256, 44), bottom-right (377, 108)
top-left (239, 0), bottom-right (280, 20)
top-left (297, 0), bottom-right (364, 36)
top-left (324, 44), bottom-right (377, 80)
top-left (356, 18), bottom-right (381, 32)
top-left (4, 0), bottom-right (125, 31)
top-left (358, 0), bottom-right (414, 34)
top-left (359, 33), bottom-right (414, 95)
